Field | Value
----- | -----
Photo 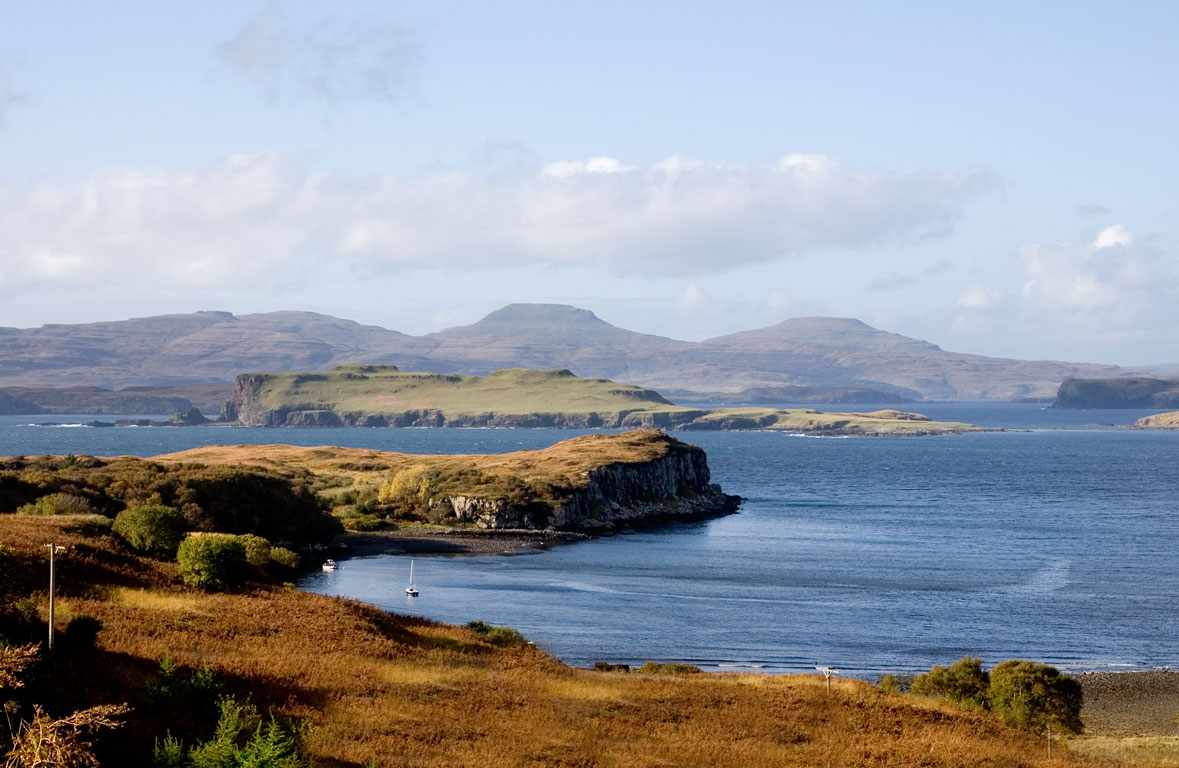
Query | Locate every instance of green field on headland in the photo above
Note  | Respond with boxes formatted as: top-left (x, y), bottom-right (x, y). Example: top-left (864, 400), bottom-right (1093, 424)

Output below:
top-left (224, 365), bottom-right (974, 434)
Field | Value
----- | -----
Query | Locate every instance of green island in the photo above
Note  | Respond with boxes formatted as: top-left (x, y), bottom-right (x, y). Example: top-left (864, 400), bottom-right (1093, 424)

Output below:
top-left (0, 432), bottom-right (1137, 767)
top-left (223, 365), bottom-right (975, 435)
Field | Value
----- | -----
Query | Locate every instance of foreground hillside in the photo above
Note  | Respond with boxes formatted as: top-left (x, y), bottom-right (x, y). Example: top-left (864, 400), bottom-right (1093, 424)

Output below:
top-left (0, 514), bottom-right (1107, 767)
top-left (1, 303), bottom-right (1157, 399)
top-left (223, 365), bottom-right (974, 434)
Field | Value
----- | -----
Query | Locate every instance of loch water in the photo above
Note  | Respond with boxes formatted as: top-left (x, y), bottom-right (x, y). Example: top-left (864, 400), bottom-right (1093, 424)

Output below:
top-left (4, 403), bottom-right (1178, 677)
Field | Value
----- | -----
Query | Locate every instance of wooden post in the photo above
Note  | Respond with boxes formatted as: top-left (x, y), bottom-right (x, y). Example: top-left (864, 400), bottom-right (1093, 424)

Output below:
top-left (45, 544), bottom-right (64, 651)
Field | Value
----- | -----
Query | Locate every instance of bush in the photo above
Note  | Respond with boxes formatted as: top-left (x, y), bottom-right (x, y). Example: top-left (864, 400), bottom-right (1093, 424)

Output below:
top-left (636, 662), bottom-right (701, 675)
top-left (16, 492), bottom-right (96, 516)
top-left (160, 695), bottom-right (309, 768)
top-left (466, 620), bottom-right (528, 646)
top-left (268, 546), bottom-right (300, 578)
top-left (177, 536), bottom-right (248, 592)
top-left (910, 656), bottom-right (989, 708)
top-left (236, 534), bottom-right (272, 568)
top-left (113, 504), bottom-right (187, 555)
top-left (988, 659), bottom-right (1083, 733)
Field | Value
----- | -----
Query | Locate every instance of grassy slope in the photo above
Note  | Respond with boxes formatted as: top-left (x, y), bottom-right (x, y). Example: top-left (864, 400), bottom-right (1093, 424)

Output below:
top-left (255, 366), bottom-right (673, 415)
top-left (1, 514), bottom-right (1104, 768)
top-left (153, 430), bottom-right (687, 506)
top-left (249, 366), bottom-right (974, 434)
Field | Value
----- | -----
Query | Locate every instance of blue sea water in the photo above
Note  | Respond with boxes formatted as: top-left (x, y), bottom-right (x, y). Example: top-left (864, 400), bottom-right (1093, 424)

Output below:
top-left (3, 403), bottom-right (1178, 677)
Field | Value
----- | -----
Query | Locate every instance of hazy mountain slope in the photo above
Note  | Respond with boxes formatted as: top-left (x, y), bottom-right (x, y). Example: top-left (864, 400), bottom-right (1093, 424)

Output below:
top-left (699, 317), bottom-right (1124, 399)
top-left (418, 304), bottom-right (695, 380)
top-left (0, 304), bottom-right (1159, 399)
top-left (0, 311), bottom-right (426, 388)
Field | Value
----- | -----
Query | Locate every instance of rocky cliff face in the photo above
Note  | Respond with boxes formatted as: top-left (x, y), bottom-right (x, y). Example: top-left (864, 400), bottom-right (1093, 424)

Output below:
top-left (1053, 378), bottom-right (1179, 409)
top-left (443, 440), bottom-right (738, 533)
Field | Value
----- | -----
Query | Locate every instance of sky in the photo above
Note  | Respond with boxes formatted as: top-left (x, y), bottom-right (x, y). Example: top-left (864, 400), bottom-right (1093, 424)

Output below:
top-left (0, 1), bottom-right (1175, 365)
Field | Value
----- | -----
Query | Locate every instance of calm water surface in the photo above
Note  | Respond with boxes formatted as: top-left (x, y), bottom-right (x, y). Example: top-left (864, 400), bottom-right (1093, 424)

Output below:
top-left (3, 404), bottom-right (1177, 677)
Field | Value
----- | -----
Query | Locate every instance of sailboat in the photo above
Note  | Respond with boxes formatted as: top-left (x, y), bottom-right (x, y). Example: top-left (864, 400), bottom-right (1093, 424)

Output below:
top-left (405, 559), bottom-right (419, 597)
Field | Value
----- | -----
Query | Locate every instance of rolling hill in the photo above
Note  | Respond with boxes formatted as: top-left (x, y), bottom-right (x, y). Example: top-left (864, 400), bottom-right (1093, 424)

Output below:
top-left (0, 304), bottom-right (1159, 400)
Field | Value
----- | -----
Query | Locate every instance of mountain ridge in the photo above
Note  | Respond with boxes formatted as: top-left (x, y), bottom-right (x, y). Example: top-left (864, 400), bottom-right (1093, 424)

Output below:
top-left (0, 304), bottom-right (1164, 399)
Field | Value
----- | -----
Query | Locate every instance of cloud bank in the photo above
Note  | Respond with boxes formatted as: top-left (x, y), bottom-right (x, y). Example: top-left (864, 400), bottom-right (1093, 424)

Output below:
top-left (948, 225), bottom-right (1175, 361)
top-left (0, 152), bottom-right (991, 298)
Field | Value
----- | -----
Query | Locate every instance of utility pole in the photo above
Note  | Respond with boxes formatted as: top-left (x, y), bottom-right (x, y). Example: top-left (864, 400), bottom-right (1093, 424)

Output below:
top-left (45, 544), bottom-right (65, 651)
top-left (815, 666), bottom-right (838, 696)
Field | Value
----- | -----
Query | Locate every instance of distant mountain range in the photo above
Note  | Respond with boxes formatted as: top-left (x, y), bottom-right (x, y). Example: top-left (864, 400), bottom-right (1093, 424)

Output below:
top-left (0, 304), bottom-right (1166, 401)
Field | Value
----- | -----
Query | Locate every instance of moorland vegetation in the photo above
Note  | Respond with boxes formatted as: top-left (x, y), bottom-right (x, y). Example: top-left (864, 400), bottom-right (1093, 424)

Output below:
top-left (0, 513), bottom-right (1114, 767)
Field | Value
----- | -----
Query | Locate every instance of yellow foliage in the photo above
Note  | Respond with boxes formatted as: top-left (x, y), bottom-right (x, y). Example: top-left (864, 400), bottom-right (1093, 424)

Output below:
top-left (377, 464), bottom-right (431, 505)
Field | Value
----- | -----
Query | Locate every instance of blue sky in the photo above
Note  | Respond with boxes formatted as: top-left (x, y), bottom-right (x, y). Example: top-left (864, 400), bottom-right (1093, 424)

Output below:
top-left (0, 1), bottom-right (1175, 365)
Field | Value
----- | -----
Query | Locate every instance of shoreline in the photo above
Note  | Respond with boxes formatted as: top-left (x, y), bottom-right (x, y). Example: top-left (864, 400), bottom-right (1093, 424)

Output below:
top-left (338, 527), bottom-right (592, 557)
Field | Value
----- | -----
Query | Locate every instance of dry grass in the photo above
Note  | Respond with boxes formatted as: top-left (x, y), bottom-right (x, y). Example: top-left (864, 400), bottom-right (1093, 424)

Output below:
top-left (153, 430), bottom-right (689, 504)
top-left (1068, 736), bottom-right (1179, 766)
top-left (2, 515), bottom-right (1108, 767)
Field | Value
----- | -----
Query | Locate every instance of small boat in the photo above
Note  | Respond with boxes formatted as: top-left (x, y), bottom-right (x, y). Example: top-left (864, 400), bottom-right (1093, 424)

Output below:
top-left (322, 559), bottom-right (338, 572)
top-left (405, 559), bottom-right (419, 597)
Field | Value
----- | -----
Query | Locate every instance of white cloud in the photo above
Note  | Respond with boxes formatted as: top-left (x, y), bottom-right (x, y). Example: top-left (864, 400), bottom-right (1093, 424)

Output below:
top-left (674, 282), bottom-right (708, 314)
top-left (1094, 223), bottom-right (1134, 249)
top-left (216, 5), bottom-right (419, 105)
top-left (0, 152), bottom-right (990, 300)
top-left (957, 284), bottom-right (1002, 309)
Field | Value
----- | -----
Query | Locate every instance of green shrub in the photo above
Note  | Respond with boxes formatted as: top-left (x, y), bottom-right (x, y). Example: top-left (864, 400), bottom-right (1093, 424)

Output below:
top-left (637, 662), bottom-right (701, 675)
top-left (236, 534), bottom-right (272, 568)
top-left (267, 546), bottom-right (300, 577)
top-left (988, 659), bottom-right (1083, 733)
top-left (878, 674), bottom-right (901, 693)
top-left (113, 504), bottom-right (187, 555)
top-left (177, 536), bottom-right (248, 592)
top-left (910, 656), bottom-right (989, 708)
top-left (466, 620), bottom-right (528, 646)
top-left (16, 492), bottom-right (96, 516)
top-left (174, 696), bottom-right (308, 768)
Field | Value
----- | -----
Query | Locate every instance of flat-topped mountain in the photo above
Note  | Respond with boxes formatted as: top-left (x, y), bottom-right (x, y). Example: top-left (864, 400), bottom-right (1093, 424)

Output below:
top-left (1052, 377), bottom-right (1179, 409)
top-left (0, 303), bottom-right (1162, 400)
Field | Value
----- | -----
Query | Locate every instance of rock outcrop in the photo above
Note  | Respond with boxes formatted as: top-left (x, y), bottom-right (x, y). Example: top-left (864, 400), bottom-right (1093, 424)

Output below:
top-left (441, 436), bottom-right (739, 532)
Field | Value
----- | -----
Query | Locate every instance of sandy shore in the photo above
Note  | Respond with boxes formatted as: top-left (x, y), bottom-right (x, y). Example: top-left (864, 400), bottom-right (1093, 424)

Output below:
top-left (338, 528), bottom-right (591, 557)
top-left (1077, 669), bottom-right (1179, 736)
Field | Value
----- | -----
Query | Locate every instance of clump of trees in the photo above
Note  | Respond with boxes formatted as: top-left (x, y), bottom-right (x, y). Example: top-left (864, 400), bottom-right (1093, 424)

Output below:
top-left (113, 504), bottom-right (187, 555)
top-left (903, 655), bottom-right (1083, 732)
top-left (175, 533), bottom-right (300, 593)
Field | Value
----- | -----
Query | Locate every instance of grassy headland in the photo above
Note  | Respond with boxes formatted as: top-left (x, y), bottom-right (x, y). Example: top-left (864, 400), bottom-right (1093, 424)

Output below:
top-left (155, 430), bottom-right (737, 532)
top-left (0, 514), bottom-right (1108, 767)
top-left (224, 365), bottom-right (974, 434)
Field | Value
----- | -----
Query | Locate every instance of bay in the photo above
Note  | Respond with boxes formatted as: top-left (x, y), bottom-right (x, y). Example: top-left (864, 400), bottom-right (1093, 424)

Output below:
top-left (3, 403), bottom-right (1177, 677)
